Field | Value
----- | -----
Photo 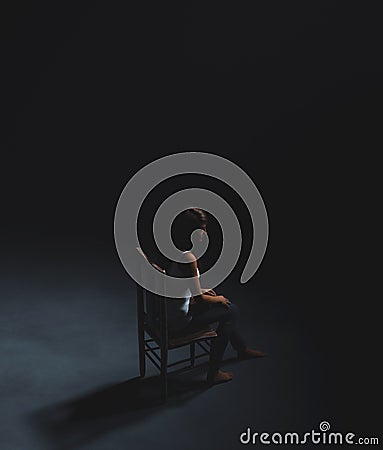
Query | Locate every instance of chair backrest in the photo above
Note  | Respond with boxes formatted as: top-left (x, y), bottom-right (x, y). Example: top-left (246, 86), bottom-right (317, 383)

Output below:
top-left (136, 247), bottom-right (167, 338)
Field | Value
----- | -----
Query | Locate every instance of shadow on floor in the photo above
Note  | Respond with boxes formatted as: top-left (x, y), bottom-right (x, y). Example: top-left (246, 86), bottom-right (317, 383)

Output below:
top-left (29, 368), bottom-right (211, 450)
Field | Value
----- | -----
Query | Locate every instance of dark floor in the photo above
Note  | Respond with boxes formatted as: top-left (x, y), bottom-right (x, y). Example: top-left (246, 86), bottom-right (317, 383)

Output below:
top-left (2, 245), bottom-right (379, 450)
top-left (0, 261), bottom-right (304, 449)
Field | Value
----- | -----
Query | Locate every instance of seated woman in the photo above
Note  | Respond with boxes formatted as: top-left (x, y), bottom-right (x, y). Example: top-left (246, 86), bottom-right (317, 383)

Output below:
top-left (166, 208), bottom-right (266, 386)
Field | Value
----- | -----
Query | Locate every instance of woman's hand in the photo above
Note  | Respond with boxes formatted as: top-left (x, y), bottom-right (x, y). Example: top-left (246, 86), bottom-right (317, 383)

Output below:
top-left (216, 295), bottom-right (231, 308)
top-left (205, 289), bottom-right (217, 296)
top-left (199, 292), bottom-right (231, 307)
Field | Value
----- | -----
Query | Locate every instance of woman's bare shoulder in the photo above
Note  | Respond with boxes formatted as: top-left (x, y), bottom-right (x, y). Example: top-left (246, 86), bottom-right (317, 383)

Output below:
top-left (177, 251), bottom-right (198, 277)
top-left (181, 251), bottom-right (197, 263)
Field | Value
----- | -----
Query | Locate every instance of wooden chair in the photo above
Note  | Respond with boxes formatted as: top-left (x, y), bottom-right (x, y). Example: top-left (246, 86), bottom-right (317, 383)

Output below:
top-left (135, 247), bottom-right (217, 401)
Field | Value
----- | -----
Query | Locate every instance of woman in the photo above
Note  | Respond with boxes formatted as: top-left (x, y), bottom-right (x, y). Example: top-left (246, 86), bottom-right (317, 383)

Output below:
top-left (166, 208), bottom-right (266, 385)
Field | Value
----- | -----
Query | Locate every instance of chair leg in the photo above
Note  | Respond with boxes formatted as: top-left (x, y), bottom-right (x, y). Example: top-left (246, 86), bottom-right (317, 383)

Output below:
top-left (190, 342), bottom-right (196, 367)
top-left (137, 285), bottom-right (146, 378)
top-left (138, 341), bottom-right (146, 377)
top-left (161, 346), bottom-right (168, 402)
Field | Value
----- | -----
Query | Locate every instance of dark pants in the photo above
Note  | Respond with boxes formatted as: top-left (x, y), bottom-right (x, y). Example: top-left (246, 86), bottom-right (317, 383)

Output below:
top-left (187, 301), bottom-right (247, 373)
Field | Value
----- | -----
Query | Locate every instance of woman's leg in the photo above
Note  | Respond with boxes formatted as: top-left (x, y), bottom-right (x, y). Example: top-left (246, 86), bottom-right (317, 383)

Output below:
top-left (189, 302), bottom-right (246, 374)
top-left (226, 304), bottom-right (266, 359)
top-left (226, 303), bottom-right (247, 353)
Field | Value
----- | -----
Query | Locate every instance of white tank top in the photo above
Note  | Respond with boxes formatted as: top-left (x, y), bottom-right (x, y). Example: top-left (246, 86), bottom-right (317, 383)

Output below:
top-left (166, 252), bottom-right (200, 332)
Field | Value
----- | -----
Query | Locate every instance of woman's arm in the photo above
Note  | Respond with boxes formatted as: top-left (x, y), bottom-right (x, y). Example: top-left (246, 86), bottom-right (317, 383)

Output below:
top-left (198, 293), bottom-right (231, 307)
top-left (179, 253), bottom-right (231, 308)
top-left (204, 289), bottom-right (217, 296)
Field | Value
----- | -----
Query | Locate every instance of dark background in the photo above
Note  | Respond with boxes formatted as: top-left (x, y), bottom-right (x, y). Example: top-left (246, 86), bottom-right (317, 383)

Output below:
top-left (1, 2), bottom-right (381, 449)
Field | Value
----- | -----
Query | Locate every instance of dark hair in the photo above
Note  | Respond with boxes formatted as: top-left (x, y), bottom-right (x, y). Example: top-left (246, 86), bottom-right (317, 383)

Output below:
top-left (171, 208), bottom-right (207, 251)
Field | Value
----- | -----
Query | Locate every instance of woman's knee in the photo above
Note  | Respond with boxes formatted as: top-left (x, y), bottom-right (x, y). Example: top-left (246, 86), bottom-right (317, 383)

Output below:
top-left (218, 303), bottom-right (239, 324)
top-left (228, 302), bottom-right (240, 317)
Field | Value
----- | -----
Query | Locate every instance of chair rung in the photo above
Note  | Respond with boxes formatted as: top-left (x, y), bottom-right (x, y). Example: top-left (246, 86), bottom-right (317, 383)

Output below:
top-left (145, 341), bottom-right (160, 352)
top-left (166, 351), bottom-right (209, 369)
top-left (145, 342), bottom-right (160, 351)
top-left (193, 352), bottom-right (210, 360)
top-left (145, 350), bottom-right (161, 371)
top-left (145, 344), bottom-right (161, 362)
top-left (167, 357), bottom-right (192, 368)
top-left (197, 341), bottom-right (210, 353)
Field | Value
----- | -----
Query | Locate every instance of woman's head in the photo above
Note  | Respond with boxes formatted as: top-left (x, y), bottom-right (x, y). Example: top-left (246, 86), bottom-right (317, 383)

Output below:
top-left (172, 208), bottom-right (207, 251)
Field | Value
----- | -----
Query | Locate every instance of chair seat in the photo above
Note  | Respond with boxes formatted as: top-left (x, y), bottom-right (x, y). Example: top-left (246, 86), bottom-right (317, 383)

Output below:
top-left (145, 324), bottom-right (217, 349)
top-left (168, 328), bottom-right (217, 349)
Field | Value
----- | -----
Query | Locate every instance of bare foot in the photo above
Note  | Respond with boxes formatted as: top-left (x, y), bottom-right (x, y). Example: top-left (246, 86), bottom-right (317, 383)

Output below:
top-left (207, 370), bottom-right (233, 385)
top-left (238, 348), bottom-right (267, 359)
